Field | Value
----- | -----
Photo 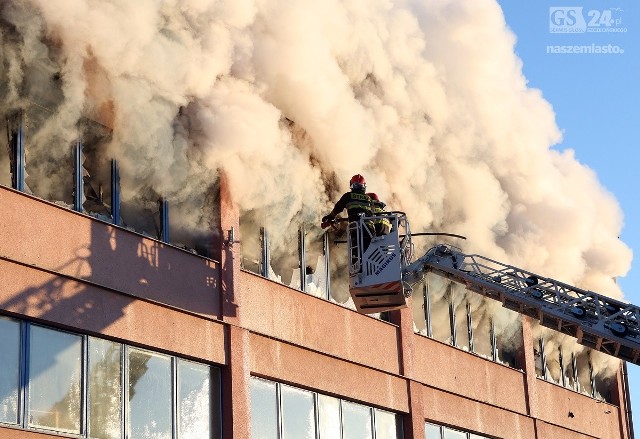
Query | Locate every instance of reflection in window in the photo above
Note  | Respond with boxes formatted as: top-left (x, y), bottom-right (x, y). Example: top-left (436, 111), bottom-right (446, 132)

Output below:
top-left (250, 378), bottom-right (278, 439)
top-left (28, 325), bottom-right (82, 434)
top-left (0, 318), bottom-right (220, 437)
top-left (375, 409), bottom-right (400, 439)
top-left (239, 211), bottom-right (263, 275)
top-left (453, 295), bottom-right (470, 351)
top-left (0, 317), bottom-right (20, 425)
top-left (178, 360), bottom-right (212, 439)
top-left (251, 378), bottom-right (401, 439)
top-left (444, 428), bottom-right (467, 439)
top-left (89, 338), bottom-right (122, 439)
top-left (425, 423), bottom-right (442, 439)
top-left (342, 401), bottom-right (373, 439)
top-left (318, 394), bottom-right (341, 438)
top-left (426, 422), bottom-right (490, 439)
top-left (281, 384), bottom-right (315, 439)
top-left (128, 349), bottom-right (172, 439)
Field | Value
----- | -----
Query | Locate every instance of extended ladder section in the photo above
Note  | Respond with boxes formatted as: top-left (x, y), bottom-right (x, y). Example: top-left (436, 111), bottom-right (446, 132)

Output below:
top-left (405, 244), bottom-right (640, 365)
top-left (347, 212), bottom-right (414, 313)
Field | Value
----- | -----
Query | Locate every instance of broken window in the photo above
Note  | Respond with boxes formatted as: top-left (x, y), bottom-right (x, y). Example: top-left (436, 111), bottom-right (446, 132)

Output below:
top-left (494, 308), bottom-right (522, 368)
top-left (425, 274), bottom-right (453, 345)
top-left (468, 300), bottom-right (493, 359)
top-left (22, 104), bottom-right (76, 208)
top-left (534, 335), bottom-right (614, 402)
top-left (4, 110), bottom-right (27, 191)
top-left (74, 119), bottom-right (115, 222)
top-left (288, 226), bottom-right (330, 298)
top-left (239, 210), bottom-right (265, 276)
top-left (1, 114), bottom-right (17, 188)
top-left (167, 179), bottom-right (220, 259)
top-left (266, 217), bottom-right (301, 286)
top-left (452, 287), bottom-right (470, 351)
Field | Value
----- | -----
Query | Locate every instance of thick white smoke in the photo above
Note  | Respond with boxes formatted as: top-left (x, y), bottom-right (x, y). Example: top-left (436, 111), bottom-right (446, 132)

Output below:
top-left (0, 0), bottom-right (632, 375)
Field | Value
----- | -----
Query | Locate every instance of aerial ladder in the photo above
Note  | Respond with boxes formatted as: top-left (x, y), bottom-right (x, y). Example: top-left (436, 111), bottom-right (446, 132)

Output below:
top-left (325, 212), bottom-right (640, 365)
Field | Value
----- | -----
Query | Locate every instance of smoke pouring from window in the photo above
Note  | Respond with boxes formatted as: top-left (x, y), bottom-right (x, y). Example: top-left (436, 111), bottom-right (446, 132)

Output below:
top-left (0, 0), bottom-right (632, 376)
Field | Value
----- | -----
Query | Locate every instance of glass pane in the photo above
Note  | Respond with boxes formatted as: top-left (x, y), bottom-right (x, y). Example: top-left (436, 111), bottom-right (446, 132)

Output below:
top-left (210, 368), bottom-right (222, 439)
top-left (427, 275), bottom-right (453, 344)
top-left (443, 427), bottom-right (467, 439)
top-left (453, 292), bottom-right (470, 350)
top-left (128, 348), bottom-right (172, 439)
top-left (544, 340), bottom-right (562, 385)
top-left (269, 220), bottom-right (300, 287)
top-left (88, 338), bottom-right (122, 439)
top-left (250, 378), bottom-right (278, 439)
top-left (0, 317), bottom-right (20, 424)
top-left (0, 118), bottom-right (11, 187)
top-left (342, 401), bottom-right (372, 439)
top-left (281, 385), bottom-right (315, 439)
top-left (469, 300), bottom-right (493, 358)
top-left (240, 211), bottom-right (263, 275)
top-left (29, 325), bottom-right (82, 433)
top-left (575, 351), bottom-right (593, 396)
top-left (304, 228), bottom-right (329, 298)
top-left (318, 394), bottom-right (341, 439)
top-left (178, 360), bottom-right (212, 439)
top-left (425, 423), bottom-right (442, 439)
top-left (534, 338), bottom-right (544, 378)
top-left (374, 409), bottom-right (400, 439)
top-left (470, 435), bottom-right (487, 439)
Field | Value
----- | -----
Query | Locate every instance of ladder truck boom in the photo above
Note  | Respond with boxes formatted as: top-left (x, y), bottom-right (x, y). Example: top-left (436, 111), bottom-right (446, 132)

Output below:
top-left (337, 213), bottom-right (640, 365)
top-left (405, 244), bottom-right (640, 365)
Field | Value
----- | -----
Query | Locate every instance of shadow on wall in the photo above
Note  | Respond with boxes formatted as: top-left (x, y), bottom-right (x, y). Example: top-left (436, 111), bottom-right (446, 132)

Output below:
top-left (0, 186), bottom-right (231, 337)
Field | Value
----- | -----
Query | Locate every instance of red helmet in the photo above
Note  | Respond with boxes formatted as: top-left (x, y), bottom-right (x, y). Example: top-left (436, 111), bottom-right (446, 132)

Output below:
top-left (350, 174), bottom-right (366, 191)
top-left (366, 192), bottom-right (379, 201)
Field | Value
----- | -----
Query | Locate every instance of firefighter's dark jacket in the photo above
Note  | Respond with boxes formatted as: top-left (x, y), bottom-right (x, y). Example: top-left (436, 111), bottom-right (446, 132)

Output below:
top-left (328, 190), bottom-right (372, 222)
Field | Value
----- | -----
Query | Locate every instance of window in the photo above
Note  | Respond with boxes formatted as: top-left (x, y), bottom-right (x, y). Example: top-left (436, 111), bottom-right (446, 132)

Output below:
top-left (418, 274), bottom-right (522, 368)
top-left (127, 349), bottom-right (172, 439)
top-left (0, 316), bottom-right (220, 438)
top-left (250, 378), bottom-right (278, 439)
top-left (178, 360), bottom-right (214, 439)
top-left (534, 335), bottom-right (612, 402)
top-left (281, 385), bottom-right (315, 439)
top-left (318, 394), bottom-right (342, 438)
top-left (88, 338), bottom-right (122, 439)
top-left (250, 377), bottom-right (402, 439)
top-left (28, 325), bottom-right (82, 434)
top-left (375, 409), bottom-right (402, 439)
top-left (0, 316), bottom-right (20, 425)
top-left (425, 422), bottom-right (490, 439)
top-left (342, 401), bottom-right (373, 439)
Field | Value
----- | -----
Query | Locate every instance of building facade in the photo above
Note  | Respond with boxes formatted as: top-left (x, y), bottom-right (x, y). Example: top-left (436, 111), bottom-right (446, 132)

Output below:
top-left (0, 170), bottom-right (635, 439)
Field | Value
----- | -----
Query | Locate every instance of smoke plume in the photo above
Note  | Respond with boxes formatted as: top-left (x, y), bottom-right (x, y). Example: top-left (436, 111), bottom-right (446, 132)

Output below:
top-left (0, 0), bottom-right (632, 377)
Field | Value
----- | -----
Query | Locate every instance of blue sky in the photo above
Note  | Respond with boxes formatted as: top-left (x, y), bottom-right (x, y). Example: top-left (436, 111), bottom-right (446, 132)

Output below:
top-left (497, 0), bottom-right (639, 430)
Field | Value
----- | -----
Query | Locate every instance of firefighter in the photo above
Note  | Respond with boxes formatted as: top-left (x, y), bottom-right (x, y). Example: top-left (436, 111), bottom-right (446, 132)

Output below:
top-left (367, 192), bottom-right (392, 236)
top-left (321, 174), bottom-right (375, 260)
top-left (321, 174), bottom-right (372, 224)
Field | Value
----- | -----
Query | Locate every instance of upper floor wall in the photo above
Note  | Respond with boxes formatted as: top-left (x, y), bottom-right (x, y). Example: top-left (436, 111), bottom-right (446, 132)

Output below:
top-left (0, 185), bottom-right (221, 319)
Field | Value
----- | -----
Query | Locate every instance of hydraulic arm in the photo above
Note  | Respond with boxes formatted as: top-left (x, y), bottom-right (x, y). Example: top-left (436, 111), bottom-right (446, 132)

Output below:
top-left (404, 244), bottom-right (640, 365)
